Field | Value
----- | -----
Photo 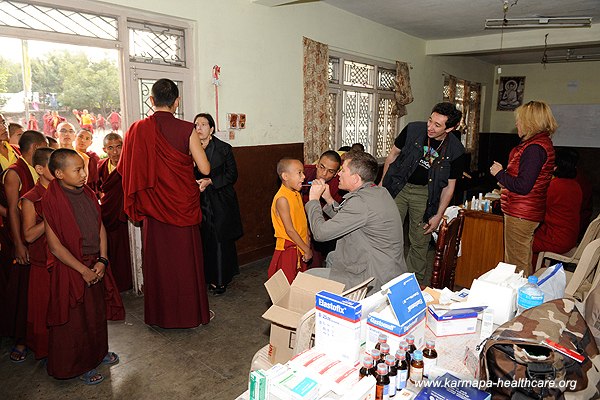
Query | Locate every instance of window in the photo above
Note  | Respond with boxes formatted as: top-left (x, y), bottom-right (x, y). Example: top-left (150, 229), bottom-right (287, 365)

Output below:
top-left (443, 74), bottom-right (482, 155)
top-left (328, 53), bottom-right (397, 158)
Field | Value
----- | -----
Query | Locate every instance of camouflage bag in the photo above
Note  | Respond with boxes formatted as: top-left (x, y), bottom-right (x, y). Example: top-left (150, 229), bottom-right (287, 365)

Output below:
top-left (479, 298), bottom-right (600, 399)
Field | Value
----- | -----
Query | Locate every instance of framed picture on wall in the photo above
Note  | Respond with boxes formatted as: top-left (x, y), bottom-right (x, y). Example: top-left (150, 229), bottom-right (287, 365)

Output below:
top-left (497, 76), bottom-right (525, 111)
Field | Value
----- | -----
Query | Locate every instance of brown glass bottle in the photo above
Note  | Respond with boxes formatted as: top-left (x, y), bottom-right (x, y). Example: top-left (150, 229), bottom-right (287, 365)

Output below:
top-left (379, 343), bottom-right (390, 364)
top-left (370, 348), bottom-right (381, 368)
top-left (423, 340), bottom-right (438, 378)
top-left (375, 333), bottom-right (388, 350)
top-left (385, 355), bottom-right (397, 398)
top-left (398, 341), bottom-right (411, 366)
top-left (395, 350), bottom-right (408, 391)
top-left (359, 354), bottom-right (375, 379)
top-left (375, 363), bottom-right (390, 400)
top-left (405, 335), bottom-right (417, 357)
top-left (409, 350), bottom-right (424, 384)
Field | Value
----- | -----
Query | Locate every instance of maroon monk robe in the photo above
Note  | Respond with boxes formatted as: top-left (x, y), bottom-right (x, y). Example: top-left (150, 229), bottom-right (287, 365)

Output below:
top-left (0, 158), bottom-right (35, 343)
top-left (98, 158), bottom-right (132, 292)
top-left (118, 112), bottom-right (210, 328)
top-left (42, 179), bottom-right (124, 379)
top-left (86, 150), bottom-right (100, 194)
top-left (22, 182), bottom-right (50, 359)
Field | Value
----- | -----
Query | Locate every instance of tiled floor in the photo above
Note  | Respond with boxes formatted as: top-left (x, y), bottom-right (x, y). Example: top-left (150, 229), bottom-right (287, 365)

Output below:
top-left (0, 258), bottom-right (272, 400)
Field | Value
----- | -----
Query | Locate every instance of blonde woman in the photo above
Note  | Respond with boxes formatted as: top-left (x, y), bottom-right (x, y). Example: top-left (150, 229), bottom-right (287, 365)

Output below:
top-left (490, 100), bottom-right (557, 275)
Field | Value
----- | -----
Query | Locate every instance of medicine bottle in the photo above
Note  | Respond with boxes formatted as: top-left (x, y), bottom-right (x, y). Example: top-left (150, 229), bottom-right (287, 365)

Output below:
top-left (422, 340), bottom-right (438, 377)
top-left (405, 335), bottom-right (416, 357)
top-left (398, 341), bottom-right (410, 366)
top-left (385, 355), bottom-right (397, 398)
top-left (409, 350), bottom-right (424, 384)
top-left (375, 363), bottom-right (390, 400)
top-left (395, 350), bottom-right (408, 390)
top-left (360, 354), bottom-right (375, 379)
top-left (370, 349), bottom-right (381, 368)
top-left (379, 343), bottom-right (390, 364)
top-left (375, 333), bottom-right (388, 350)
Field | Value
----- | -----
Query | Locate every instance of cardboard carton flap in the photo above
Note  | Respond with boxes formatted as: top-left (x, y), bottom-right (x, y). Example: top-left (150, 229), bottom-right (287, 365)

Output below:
top-left (264, 269), bottom-right (291, 304)
top-left (262, 305), bottom-right (302, 329)
top-left (293, 271), bottom-right (345, 294)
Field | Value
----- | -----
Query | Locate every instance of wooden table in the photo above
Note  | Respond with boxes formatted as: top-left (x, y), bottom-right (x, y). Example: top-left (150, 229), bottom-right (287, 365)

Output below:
top-left (455, 210), bottom-right (504, 288)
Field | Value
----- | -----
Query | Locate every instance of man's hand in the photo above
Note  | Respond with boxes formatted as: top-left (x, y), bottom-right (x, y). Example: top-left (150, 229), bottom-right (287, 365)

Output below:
top-left (423, 214), bottom-right (443, 235)
top-left (197, 178), bottom-right (211, 192)
top-left (81, 268), bottom-right (100, 286)
top-left (309, 179), bottom-right (327, 201)
top-left (321, 183), bottom-right (334, 205)
top-left (92, 262), bottom-right (106, 279)
top-left (14, 243), bottom-right (29, 265)
top-left (490, 161), bottom-right (503, 177)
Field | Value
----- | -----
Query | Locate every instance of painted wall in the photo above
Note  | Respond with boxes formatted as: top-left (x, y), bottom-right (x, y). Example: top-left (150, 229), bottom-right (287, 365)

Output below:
top-left (100, 0), bottom-right (495, 146)
top-left (489, 61), bottom-right (600, 133)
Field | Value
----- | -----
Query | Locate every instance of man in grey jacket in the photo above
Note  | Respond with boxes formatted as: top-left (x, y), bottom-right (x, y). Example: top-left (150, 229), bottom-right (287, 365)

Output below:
top-left (306, 150), bottom-right (407, 292)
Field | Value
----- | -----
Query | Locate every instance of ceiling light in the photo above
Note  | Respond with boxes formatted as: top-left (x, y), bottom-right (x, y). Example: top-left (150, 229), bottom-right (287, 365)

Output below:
top-left (485, 17), bottom-right (592, 29)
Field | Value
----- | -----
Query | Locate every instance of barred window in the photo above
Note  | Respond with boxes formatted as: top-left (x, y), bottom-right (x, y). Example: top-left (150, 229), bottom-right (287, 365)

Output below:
top-left (128, 21), bottom-right (186, 67)
top-left (328, 54), bottom-right (397, 159)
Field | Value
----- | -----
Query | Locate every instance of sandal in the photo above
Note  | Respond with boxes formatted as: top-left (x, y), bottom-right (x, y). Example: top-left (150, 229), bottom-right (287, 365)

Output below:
top-left (9, 347), bottom-right (28, 363)
top-left (102, 351), bottom-right (119, 365)
top-left (79, 369), bottom-right (104, 385)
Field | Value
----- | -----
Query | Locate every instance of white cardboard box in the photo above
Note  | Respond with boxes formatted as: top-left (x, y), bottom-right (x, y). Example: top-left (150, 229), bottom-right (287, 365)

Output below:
top-left (365, 273), bottom-right (427, 351)
top-left (315, 291), bottom-right (362, 365)
top-left (426, 306), bottom-right (478, 337)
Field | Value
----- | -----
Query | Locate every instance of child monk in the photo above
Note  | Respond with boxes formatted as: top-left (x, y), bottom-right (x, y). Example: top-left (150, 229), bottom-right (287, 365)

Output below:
top-left (74, 129), bottom-right (99, 192)
top-left (97, 133), bottom-right (132, 291)
top-left (41, 148), bottom-right (124, 384)
top-left (267, 158), bottom-right (312, 283)
top-left (22, 147), bottom-right (54, 360)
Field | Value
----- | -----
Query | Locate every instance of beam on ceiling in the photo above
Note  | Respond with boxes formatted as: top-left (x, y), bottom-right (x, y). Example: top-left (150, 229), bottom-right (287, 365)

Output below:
top-left (426, 24), bottom-right (600, 56)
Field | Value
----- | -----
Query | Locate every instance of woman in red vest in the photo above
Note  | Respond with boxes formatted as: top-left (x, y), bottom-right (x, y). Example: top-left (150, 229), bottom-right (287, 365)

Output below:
top-left (490, 100), bottom-right (557, 275)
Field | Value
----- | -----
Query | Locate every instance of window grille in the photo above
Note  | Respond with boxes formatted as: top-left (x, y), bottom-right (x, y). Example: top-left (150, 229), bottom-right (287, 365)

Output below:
top-left (343, 60), bottom-right (374, 89)
top-left (128, 21), bottom-right (185, 67)
top-left (328, 57), bottom-right (339, 84)
top-left (443, 74), bottom-right (482, 158)
top-left (375, 96), bottom-right (397, 158)
top-left (0, 0), bottom-right (118, 40)
top-left (377, 68), bottom-right (395, 91)
top-left (327, 92), bottom-right (337, 149)
top-left (138, 78), bottom-right (184, 120)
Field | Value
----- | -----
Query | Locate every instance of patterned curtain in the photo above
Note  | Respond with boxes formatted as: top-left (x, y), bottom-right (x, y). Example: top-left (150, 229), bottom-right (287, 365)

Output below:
top-left (303, 37), bottom-right (329, 163)
top-left (392, 61), bottom-right (414, 118)
top-left (467, 83), bottom-right (481, 170)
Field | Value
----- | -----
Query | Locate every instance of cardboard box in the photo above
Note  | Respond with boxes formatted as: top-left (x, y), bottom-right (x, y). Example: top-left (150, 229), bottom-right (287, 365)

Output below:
top-left (315, 291), bottom-right (363, 365)
top-left (426, 306), bottom-right (479, 337)
top-left (414, 373), bottom-right (491, 400)
top-left (320, 375), bottom-right (376, 400)
top-left (366, 273), bottom-right (427, 351)
top-left (269, 369), bottom-right (320, 400)
top-left (262, 270), bottom-right (345, 364)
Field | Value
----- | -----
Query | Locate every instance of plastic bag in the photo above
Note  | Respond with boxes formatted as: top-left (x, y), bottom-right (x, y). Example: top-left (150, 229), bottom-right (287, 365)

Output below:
top-left (537, 263), bottom-right (566, 301)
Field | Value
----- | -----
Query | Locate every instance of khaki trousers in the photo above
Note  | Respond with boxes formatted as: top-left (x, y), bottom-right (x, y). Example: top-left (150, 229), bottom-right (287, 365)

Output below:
top-left (504, 214), bottom-right (539, 276)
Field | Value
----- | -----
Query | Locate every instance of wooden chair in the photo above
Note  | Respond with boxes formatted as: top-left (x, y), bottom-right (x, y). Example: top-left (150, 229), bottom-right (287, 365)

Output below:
top-left (535, 214), bottom-right (600, 271)
top-left (250, 277), bottom-right (374, 372)
top-left (430, 209), bottom-right (465, 290)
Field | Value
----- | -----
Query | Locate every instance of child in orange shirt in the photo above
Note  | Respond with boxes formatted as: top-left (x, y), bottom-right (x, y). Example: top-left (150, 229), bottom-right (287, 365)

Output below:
top-left (267, 158), bottom-right (312, 283)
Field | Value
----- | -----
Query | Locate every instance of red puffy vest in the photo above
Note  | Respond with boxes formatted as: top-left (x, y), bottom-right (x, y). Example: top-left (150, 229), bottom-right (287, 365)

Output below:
top-left (501, 132), bottom-right (555, 222)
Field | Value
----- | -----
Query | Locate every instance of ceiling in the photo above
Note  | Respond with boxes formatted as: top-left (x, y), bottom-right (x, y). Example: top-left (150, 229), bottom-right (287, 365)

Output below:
top-left (258, 0), bottom-right (600, 65)
top-left (321, 0), bottom-right (600, 64)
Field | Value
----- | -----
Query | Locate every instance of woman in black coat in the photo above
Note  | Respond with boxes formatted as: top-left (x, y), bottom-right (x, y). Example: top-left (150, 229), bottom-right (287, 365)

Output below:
top-left (194, 113), bottom-right (243, 295)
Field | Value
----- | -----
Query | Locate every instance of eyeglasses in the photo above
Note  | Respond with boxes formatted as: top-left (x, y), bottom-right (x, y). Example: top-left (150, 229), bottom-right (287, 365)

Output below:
top-left (317, 163), bottom-right (338, 175)
top-left (59, 129), bottom-right (75, 133)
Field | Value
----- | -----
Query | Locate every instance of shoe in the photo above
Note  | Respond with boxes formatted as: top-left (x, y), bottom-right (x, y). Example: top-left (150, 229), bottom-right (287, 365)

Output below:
top-left (9, 347), bottom-right (28, 363)
top-left (102, 351), bottom-right (119, 365)
top-left (79, 369), bottom-right (104, 385)
top-left (212, 285), bottom-right (226, 296)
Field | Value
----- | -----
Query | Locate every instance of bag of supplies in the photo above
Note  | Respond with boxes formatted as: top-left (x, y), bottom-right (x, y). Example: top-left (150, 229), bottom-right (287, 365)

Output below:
top-left (479, 298), bottom-right (600, 399)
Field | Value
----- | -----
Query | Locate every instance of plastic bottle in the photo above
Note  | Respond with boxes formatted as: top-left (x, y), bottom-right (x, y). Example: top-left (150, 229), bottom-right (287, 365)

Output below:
top-left (517, 276), bottom-right (544, 315)
top-left (375, 363), bottom-right (390, 400)
top-left (375, 333), bottom-right (388, 350)
top-left (385, 355), bottom-right (397, 398)
top-left (395, 350), bottom-right (408, 391)
top-left (379, 343), bottom-right (390, 364)
top-left (422, 340), bottom-right (438, 378)
top-left (409, 350), bottom-right (424, 384)
top-left (360, 354), bottom-right (375, 379)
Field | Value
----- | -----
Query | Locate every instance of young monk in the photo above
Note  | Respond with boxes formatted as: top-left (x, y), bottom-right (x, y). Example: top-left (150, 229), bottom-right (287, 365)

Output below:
top-left (267, 158), bottom-right (312, 283)
top-left (42, 149), bottom-right (124, 384)
top-left (2, 130), bottom-right (48, 362)
top-left (22, 147), bottom-right (54, 360)
top-left (74, 129), bottom-right (99, 192)
top-left (97, 133), bottom-right (132, 291)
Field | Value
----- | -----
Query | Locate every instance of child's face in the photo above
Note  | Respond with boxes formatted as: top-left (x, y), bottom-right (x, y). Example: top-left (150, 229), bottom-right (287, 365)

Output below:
top-left (75, 131), bottom-right (92, 152)
top-left (103, 139), bottom-right (123, 165)
top-left (283, 160), bottom-right (305, 192)
top-left (56, 155), bottom-right (87, 190)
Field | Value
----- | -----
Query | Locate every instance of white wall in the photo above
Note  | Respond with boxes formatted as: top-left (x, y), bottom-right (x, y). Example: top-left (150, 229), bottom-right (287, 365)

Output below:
top-left (489, 61), bottom-right (600, 133)
top-left (100, 0), bottom-right (495, 146)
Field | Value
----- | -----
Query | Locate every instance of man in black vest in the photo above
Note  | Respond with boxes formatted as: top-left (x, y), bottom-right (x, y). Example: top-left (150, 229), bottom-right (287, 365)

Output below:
top-left (381, 103), bottom-right (465, 283)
